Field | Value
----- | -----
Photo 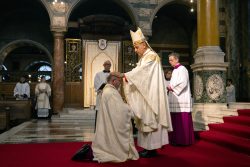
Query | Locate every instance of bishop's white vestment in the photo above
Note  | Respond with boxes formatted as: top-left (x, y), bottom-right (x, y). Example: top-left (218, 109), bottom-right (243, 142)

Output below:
top-left (92, 84), bottom-right (139, 163)
top-left (123, 49), bottom-right (172, 150)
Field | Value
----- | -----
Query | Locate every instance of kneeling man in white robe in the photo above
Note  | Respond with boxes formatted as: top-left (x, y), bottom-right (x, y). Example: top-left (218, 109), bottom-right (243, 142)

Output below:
top-left (72, 72), bottom-right (138, 162)
top-left (91, 72), bottom-right (139, 163)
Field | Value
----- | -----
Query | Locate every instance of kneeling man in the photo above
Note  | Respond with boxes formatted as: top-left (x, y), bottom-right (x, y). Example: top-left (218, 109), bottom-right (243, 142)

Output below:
top-left (73, 72), bottom-right (139, 163)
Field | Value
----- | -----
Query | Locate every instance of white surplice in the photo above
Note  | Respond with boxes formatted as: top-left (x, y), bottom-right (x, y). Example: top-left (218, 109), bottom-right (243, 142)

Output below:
top-left (94, 71), bottom-right (110, 110)
top-left (226, 84), bottom-right (236, 103)
top-left (168, 65), bottom-right (192, 113)
top-left (14, 82), bottom-right (30, 98)
top-left (92, 84), bottom-right (139, 163)
top-left (123, 49), bottom-right (172, 150)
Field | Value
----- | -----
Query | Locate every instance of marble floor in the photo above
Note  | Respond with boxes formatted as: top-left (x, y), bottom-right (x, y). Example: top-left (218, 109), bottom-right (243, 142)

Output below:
top-left (0, 108), bottom-right (96, 144)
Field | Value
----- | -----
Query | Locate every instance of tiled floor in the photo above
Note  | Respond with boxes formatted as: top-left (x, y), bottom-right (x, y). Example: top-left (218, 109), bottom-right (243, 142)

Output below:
top-left (0, 108), bottom-right (96, 144)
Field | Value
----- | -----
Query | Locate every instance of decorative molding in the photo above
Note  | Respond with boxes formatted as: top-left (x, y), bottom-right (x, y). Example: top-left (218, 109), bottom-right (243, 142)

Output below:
top-left (98, 39), bottom-right (107, 50)
top-left (193, 46), bottom-right (225, 64)
top-left (193, 71), bottom-right (226, 103)
top-left (52, 16), bottom-right (66, 27)
top-left (191, 62), bottom-right (228, 72)
top-left (194, 74), bottom-right (203, 100)
top-left (206, 74), bottom-right (224, 101)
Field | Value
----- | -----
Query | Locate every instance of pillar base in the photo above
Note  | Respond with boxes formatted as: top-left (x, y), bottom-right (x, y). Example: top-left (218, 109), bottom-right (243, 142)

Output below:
top-left (192, 102), bottom-right (250, 131)
top-left (228, 102), bottom-right (250, 109)
top-left (191, 46), bottom-right (230, 131)
top-left (192, 103), bottom-right (228, 130)
top-left (191, 46), bottom-right (228, 104)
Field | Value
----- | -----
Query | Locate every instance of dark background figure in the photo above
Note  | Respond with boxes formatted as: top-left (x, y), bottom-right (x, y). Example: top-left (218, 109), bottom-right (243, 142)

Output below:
top-left (226, 79), bottom-right (236, 107)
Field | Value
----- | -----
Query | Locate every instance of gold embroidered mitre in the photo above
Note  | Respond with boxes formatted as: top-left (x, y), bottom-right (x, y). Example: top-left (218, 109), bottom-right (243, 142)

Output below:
top-left (130, 27), bottom-right (146, 45)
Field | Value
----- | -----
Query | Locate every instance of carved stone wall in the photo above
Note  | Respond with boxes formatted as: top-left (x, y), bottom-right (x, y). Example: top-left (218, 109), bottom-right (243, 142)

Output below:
top-left (193, 71), bottom-right (226, 103)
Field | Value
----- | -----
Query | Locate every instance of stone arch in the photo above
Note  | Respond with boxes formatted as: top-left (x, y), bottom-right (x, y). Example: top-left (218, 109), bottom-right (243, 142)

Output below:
top-left (24, 61), bottom-right (52, 71)
top-left (40, 0), bottom-right (56, 26)
top-left (0, 40), bottom-right (53, 66)
top-left (149, 0), bottom-right (191, 29)
top-left (67, 0), bottom-right (139, 26)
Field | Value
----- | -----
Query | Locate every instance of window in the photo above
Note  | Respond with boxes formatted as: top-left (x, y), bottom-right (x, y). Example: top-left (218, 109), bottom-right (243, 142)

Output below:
top-left (38, 65), bottom-right (52, 80)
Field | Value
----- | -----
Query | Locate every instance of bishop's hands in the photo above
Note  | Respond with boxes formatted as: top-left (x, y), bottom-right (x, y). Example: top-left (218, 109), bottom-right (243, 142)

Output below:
top-left (109, 72), bottom-right (127, 82)
top-left (110, 72), bottom-right (124, 78)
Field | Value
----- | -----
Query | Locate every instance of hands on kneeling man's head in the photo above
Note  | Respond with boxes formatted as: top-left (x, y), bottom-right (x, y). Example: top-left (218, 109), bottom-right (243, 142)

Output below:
top-left (107, 72), bottom-right (123, 89)
top-left (109, 72), bottom-right (124, 78)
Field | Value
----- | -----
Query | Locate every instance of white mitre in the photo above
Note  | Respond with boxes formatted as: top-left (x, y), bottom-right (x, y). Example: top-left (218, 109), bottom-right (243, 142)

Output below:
top-left (130, 27), bottom-right (155, 52)
top-left (130, 27), bottom-right (146, 45)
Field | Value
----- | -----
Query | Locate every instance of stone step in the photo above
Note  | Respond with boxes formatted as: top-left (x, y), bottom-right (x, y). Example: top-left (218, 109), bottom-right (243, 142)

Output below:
top-left (207, 114), bottom-right (224, 123)
top-left (58, 108), bottom-right (96, 119)
top-left (58, 114), bottom-right (95, 119)
top-left (63, 108), bottom-right (95, 114)
top-left (221, 108), bottom-right (238, 116)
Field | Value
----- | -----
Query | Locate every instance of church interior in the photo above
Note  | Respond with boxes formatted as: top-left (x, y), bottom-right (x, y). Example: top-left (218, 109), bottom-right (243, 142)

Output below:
top-left (0, 0), bottom-right (249, 166)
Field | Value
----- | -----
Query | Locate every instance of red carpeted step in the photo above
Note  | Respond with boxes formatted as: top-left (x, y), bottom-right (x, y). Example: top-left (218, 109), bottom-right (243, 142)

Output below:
top-left (237, 109), bottom-right (250, 116)
top-left (223, 116), bottom-right (250, 127)
top-left (208, 123), bottom-right (250, 139)
top-left (199, 130), bottom-right (250, 155)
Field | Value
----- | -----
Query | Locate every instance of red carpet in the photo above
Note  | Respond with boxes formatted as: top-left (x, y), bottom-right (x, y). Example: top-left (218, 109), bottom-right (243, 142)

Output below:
top-left (199, 109), bottom-right (250, 155)
top-left (1, 109), bottom-right (250, 167)
top-left (0, 140), bottom-right (249, 167)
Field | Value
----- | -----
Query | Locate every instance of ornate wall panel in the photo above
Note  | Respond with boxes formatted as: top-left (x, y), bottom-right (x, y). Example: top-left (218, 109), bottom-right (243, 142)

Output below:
top-left (122, 41), bottom-right (137, 73)
top-left (65, 39), bottom-right (82, 82)
top-left (83, 40), bottom-right (120, 107)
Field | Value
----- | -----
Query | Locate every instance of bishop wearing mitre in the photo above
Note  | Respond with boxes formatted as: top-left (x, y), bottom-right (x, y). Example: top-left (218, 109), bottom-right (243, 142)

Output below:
top-left (122, 27), bottom-right (173, 158)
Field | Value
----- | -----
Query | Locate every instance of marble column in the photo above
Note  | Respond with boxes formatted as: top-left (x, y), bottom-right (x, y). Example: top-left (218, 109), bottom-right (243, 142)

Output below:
top-left (225, 1), bottom-right (249, 101)
top-left (191, 0), bottom-right (228, 130)
top-left (52, 31), bottom-right (65, 113)
top-left (225, 1), bottom-right (240, 80)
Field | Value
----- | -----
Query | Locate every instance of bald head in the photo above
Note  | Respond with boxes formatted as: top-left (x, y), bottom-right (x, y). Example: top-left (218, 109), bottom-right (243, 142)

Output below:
top-left (103, 60), bottom-right (111, 71)
top-left (107, 72), bottom-right (122, 89)
top-left (103, 60), bottom-right (111, 65)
